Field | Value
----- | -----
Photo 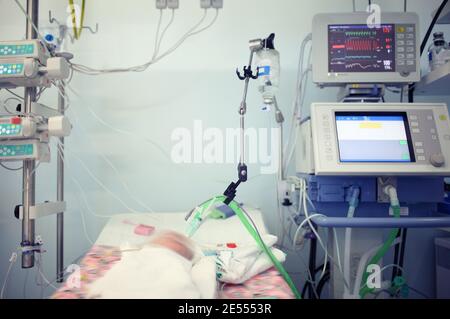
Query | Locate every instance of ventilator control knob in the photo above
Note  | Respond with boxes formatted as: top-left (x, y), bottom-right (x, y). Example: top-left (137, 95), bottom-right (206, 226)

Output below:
top-left (430, 153), bottom-right (445, 167)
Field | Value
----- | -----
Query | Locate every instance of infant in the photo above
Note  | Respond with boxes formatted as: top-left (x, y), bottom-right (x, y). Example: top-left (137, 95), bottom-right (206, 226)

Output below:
top-left (88, 231), bottom-right (217, 299)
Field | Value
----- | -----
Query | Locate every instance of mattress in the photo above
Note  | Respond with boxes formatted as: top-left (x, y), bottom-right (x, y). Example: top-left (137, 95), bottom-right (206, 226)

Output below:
top-left (52, 210), bottom-right (294, 299)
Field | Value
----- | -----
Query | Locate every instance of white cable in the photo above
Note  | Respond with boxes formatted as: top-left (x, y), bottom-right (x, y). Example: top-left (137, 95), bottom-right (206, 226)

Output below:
top-left (0, 252), bottom-right (18, 299)
top-left (64, 99), bottom-right (157, 213)
top-left (283, 62), bottom-right (311, 172)
top-left (153, 9), bottom-right (175, 60)
top-left (56, 142), bottom-right (161, 227)
top-left (66, 84), bottom-right (172, 161)
top-left (300, 179), bottom-right (328, 281)
top-left (13, 0), bottom-right (52, 56)
top-left (71, 9), bottom-right (212, 75)
top-left (152, 9), bottom-right (164, 60)
top-left (283, 35), bottom-right (312, 172)
top-left (36, 253), bottom-right (58, 292)
top-left (188, 9), bottom-right (219, 36)
top-left (56, 141), bottom-right (152, 217)
top-left (56, 146), bottom-right (94, 245)
top-left (286, 176), bottom-right (349, 290)
top-left (148, 9), bottom-right (211, 65)
top-left (292, 213), bottom-right (326, 250)
top-left (51, 80), bottom-right (71, 111)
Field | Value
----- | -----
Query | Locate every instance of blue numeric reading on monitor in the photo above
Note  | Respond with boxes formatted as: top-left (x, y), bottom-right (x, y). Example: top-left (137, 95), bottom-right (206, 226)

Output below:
top-left (335, 112), bottom-right (415, 163)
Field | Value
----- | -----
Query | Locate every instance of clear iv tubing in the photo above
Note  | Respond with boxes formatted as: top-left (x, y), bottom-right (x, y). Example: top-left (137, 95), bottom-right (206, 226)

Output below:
top-left (343, 187), bottom-right (360, 298)
top-left (55, 145), bottom-right (102, 244)
top-left (66, 84), bottom-right (172, 162)
top-left (283, 35), bottom-right (312, 172)
top-left (64, 93), bottom-right (156, 213)
top-left (55, 140), bottom-right (161, 223)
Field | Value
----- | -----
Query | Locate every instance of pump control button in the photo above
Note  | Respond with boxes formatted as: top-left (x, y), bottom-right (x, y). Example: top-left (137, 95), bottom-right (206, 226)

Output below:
top-left (430, 153), bottom-right (445, 168)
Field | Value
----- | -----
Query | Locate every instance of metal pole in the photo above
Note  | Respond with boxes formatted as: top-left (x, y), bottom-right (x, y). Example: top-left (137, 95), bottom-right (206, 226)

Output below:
top-left (56, 83), bottom-right (65, 282)
top-left (272, 97), bottom-right (284, 181)
top-left (238, 52), bottom-right (255, 165)
top-left (22, 0), bottom-right (39, 269)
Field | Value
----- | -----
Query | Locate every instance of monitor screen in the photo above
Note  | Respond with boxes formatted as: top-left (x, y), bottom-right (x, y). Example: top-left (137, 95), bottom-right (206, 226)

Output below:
top-left (335, 112), bottom-right (415, 163)
top-left (328, 24), bottom-right (396, 73)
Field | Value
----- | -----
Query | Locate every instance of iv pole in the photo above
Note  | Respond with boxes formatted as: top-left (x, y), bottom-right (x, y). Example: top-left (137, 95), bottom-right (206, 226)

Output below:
top-left (20, 1), bottom-right (66, 281)
top-left (56, 82), bottom-right (65, 282)
top-left (223, 39), bottom-right (262, 204)
top-left (21, 0), bottom-right (39, 269)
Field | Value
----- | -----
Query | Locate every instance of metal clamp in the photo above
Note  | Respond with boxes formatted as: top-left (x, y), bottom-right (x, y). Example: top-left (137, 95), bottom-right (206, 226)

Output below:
top-left (236, 66), bottom-right (259, 80)
top-left (17, 201), bottom-right (66, 220)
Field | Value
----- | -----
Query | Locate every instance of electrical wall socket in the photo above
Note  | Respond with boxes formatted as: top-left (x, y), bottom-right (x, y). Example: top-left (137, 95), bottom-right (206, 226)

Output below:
top-left (155, 0), bottom-right (167, 9)
top-left (200, 0), bottom-right (212, 9)
top-left (212, 0), bottom-right (223, 9)
top-left (167, 0), bottom-right (179, 9)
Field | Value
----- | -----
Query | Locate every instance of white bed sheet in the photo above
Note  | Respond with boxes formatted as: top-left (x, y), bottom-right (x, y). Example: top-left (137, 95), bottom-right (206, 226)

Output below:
top-left (95, 208), bottom-right (268, 248)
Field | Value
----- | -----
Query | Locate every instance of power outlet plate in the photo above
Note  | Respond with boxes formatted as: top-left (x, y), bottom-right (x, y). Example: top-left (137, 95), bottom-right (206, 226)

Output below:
top-left (155, 0), bottom-right (167, 9)
top-left (167, 0), bottom-right (179, 9)
top-left (200, 0), bottom-right (212, 9)
top-left (212, 0), bottom-right (223, 9)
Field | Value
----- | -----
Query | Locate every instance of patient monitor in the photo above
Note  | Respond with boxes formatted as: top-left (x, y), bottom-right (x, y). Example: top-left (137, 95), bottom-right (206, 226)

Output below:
top-left (297, 103), bottom-right (450, 176)
top-left (312, 12), bottom-right (420, 85)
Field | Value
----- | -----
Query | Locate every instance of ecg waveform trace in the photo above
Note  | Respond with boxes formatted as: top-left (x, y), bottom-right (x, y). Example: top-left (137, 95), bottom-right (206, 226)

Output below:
top-left (343, 39), bottom-right (381, 51)
top-left (328, 24), bottom-right (395, 73)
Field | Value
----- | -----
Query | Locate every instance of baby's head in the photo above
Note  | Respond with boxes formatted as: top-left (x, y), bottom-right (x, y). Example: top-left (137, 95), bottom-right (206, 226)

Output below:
top-left (149, 231), bottom-right (195, 261)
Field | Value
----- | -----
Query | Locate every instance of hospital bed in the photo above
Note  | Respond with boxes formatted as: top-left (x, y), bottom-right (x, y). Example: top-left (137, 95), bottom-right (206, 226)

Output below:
top-left (52, 209), bottom-right (294, 299)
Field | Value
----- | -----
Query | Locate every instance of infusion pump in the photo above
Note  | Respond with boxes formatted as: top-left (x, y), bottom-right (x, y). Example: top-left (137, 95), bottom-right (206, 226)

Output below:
top-left (296, 103), bottom-right (450, 176)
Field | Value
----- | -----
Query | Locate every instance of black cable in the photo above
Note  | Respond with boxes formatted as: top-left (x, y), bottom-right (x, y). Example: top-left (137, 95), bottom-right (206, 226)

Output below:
top-left (308, 229), bottom-right (318, 299)
top-left (392, 229), bottom-right (402, 282)
top-left (316, 271), bottom-right (331, 298)
top-left (314, 262), bottom-right (330, 274)
top-left (409, 0), bottom-right (449, 102)
top-left (0, 162), bottom-right (23, 171)
top-left (301, 233), bottom-right (325, 299)
top-left (408, 285), bottom-right (430, 299)
top-left (301, 281), bottom-right (309, 299)
top-left (5, 88), bottom-right (24, 100)
top-left (420, 0), bottom-right (448, 56)
top-left (398, 228), bottom-right (408, 277)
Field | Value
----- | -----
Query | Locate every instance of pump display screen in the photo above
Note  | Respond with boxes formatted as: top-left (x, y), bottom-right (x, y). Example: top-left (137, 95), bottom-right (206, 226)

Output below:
top-left (335, 112), bottom-right (415, 163)
top-left (328, 24), bottom-right (395, 73)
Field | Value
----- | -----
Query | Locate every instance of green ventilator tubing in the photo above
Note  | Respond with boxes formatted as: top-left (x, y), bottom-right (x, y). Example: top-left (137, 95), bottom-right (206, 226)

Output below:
top-left (196, 196), bottom-right (302, 299)
top-left (359, 205), bottom-right (401, 298)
